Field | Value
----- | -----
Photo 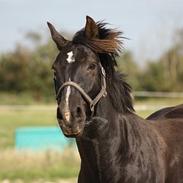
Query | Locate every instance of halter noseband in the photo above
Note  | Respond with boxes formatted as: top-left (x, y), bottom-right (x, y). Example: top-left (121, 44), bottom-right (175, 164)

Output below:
top-left (56, 63), bottom-right (107, 113)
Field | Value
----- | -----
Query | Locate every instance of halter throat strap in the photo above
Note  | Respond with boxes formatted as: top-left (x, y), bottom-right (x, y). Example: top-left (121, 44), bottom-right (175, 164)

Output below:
top-left (56, 63), bottom-right (107, 112)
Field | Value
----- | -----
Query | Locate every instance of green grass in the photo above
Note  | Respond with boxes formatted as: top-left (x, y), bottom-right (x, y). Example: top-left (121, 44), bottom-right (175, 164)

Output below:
top-left (135, 97), bottom-right (182, 106)
top-left (0, 149), bottom-right (79, 182)
top-left (0, 106), bottom-right (57, 148)
top-left (135, 97), bottom-right (182, 118)
top-left (0, 92), bottom-right (55, 105)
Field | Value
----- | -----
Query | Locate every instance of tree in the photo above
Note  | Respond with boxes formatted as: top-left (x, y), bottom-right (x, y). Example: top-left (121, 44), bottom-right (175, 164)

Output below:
top-left (117, 51), bottom-right (142, 90)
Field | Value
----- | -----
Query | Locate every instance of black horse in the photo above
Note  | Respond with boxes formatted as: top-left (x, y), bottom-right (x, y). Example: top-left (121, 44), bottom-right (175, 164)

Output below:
top-left (48, 16), bottom-right (183, 183)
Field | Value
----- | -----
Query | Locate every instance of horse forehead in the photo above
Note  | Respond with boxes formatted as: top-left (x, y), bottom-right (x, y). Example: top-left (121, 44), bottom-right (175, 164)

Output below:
top-left (66, 47), bottom-right (92, 62)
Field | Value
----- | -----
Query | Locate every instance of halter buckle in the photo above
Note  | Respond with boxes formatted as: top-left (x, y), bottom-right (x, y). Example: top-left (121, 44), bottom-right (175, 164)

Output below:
top-left (103, 91), bottom-right (107, 97)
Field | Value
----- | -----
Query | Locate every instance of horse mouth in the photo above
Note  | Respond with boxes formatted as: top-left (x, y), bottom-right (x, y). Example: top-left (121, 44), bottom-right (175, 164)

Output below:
top-left (64, 131), bottom-right (82, 138)
top-left (62, 128), bottom-right (82, 138)
top-left (57, 119), bottom-right (83, 138)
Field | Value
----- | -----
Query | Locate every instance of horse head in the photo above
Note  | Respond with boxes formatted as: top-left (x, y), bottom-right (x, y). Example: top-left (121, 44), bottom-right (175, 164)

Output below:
top-left (48, 16), bottom-right (131, 137)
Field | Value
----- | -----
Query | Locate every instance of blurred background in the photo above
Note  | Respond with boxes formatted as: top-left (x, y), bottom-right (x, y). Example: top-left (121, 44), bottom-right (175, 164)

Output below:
top-left (0, 0), bottom-right (183, 182)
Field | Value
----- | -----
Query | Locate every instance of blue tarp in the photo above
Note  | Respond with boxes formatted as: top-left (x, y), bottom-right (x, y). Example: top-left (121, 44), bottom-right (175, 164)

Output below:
top-left (15, 127), bottom-right (74, 151)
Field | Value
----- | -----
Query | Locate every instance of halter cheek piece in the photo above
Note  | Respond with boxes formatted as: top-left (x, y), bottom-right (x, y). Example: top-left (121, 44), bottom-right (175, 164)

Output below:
top-left (55, 63), bottom-right (107, 114)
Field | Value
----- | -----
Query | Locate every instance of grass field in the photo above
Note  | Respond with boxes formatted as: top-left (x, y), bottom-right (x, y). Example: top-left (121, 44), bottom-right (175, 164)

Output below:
top-left (0, 149), bottom-right (79, 182)
top-left (0, 105), bottom-right (57, 148)
top-left (0, 97), bottom-right (182, 182)
top-left (0, 104), bottom-right (80, 182)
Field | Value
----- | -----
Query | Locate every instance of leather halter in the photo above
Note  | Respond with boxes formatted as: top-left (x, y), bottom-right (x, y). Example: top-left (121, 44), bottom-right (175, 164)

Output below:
top-left (55, 63), bottom-right (107, 113)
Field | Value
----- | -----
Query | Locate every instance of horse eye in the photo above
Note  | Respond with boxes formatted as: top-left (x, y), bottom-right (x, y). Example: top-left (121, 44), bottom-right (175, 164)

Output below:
top-left (87, 63), bottom-right (96, 71)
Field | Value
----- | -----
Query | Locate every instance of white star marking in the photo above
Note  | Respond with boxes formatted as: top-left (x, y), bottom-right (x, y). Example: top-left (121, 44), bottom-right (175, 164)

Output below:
top-left (66, 51), bottom-right (75, 63)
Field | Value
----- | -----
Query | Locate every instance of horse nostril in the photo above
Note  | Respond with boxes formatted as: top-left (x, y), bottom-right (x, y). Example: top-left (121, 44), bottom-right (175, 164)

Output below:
top-left (57, 107), bottom-right (63, 120)
top-left (76, 106), bottom-right (82, 117)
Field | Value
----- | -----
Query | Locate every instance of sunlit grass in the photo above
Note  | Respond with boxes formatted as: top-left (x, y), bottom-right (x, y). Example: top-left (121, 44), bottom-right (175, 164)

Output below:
top-left (0, 148), bottom-right (79, 182)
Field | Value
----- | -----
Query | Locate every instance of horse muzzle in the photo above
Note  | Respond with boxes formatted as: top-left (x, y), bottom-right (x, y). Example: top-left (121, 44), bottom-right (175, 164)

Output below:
top-left (58, 119), bottom-right (83, 137)
top-left (57, 100), bottom-right (86, 137)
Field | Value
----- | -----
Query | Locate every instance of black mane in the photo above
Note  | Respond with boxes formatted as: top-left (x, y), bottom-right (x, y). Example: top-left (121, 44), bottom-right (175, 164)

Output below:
top-left (73, 22), bottom-right (134, 113)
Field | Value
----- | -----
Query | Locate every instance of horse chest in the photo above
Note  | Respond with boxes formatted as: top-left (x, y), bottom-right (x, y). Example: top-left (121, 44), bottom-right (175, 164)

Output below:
top-left (86, 142), bottom-right (164, 183)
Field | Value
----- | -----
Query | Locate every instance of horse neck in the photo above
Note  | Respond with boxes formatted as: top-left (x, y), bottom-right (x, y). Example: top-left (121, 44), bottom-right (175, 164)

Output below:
top-left (76, 96), bottom-right (154, 182)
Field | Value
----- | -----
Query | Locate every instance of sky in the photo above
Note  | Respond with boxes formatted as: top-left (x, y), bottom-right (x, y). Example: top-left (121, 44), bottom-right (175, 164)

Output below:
top-left (0, 0), bottom-right (183, 64)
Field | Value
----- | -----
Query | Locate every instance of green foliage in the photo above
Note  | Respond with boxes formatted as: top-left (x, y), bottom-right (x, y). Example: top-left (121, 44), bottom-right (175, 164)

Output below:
top-left (0, 39), bottom-right (58, 101)
top-left (139, 61), bottom-right (172, 91)
top-left (118, 28), bottom-right (183, 92)
top-left (117, 51), bottom-right (142, 90)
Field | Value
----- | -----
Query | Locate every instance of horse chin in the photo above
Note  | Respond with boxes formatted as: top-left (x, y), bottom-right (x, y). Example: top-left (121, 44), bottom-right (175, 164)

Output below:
top-left (57, 119), bottom-right (84, 138)
top-left (64, 131), bottom-right (82, 138)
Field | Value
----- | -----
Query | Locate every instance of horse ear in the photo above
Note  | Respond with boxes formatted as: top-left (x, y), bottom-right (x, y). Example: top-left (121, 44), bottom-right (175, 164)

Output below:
top-left (84, 16), bottom-right (99, 39)
top-left (47, 22), bottom-right (68, 50)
